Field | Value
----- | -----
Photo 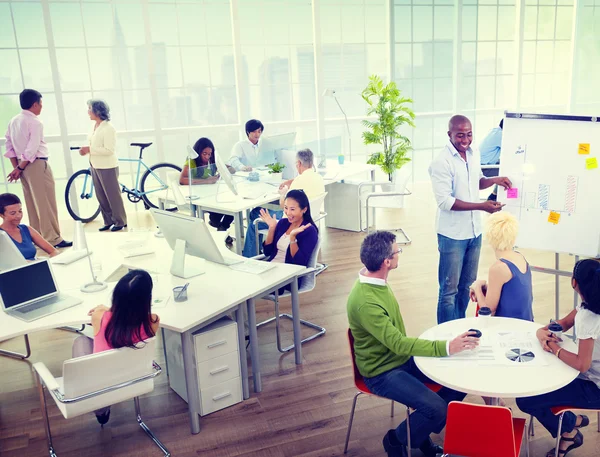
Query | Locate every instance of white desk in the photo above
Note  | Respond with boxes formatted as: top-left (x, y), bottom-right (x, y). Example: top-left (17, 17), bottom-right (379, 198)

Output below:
top-left (414, 317), bottom-right (579, 400)
top-left (171, 160), bottom-right (376, 254)
top-left (0, 232), bottom-right (306, 435)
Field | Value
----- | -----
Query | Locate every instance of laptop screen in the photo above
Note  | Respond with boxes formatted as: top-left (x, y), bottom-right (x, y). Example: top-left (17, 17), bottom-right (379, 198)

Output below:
top-left (0, 261), bottom-right (57, 309)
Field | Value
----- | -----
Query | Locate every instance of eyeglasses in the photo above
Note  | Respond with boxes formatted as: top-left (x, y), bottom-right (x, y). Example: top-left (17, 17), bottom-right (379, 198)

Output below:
top-left (389, 248), bottom-right (403, 258)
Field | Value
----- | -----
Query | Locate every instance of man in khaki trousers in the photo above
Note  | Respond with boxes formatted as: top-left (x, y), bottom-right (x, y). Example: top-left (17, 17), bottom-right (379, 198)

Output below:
top-left (4, 89), bottom-right (71, 248)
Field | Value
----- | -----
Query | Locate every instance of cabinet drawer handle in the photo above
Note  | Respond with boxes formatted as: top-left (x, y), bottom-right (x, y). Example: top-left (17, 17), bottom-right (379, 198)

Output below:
top-left (207, 340), bottom-right (226, 349)
top-left (209, 366), bottom-right (230, 375)
top-left (212, 392), bottom-right (232, 401)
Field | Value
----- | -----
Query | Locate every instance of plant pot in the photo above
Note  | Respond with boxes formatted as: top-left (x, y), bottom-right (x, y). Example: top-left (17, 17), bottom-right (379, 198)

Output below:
top-left (267, 172), bottom-right (283, 183)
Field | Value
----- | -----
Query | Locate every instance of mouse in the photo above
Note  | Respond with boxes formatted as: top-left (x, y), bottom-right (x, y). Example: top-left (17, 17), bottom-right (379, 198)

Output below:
top-left (468, 328), bottom-right (482, 338)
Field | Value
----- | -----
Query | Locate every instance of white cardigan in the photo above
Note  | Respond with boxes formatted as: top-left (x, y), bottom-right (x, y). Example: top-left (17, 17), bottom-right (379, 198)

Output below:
top-left (87, 121), bottom-right (118, 169)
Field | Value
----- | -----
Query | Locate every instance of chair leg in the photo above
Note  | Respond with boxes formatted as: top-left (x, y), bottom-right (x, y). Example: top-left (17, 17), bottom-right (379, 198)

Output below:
top-left (390, 401), bottom-right (394, 418)
top-left (344, 392), bottom-right (363, 454)
top-left (0, 334), bottom-right (31, 360)
top-left (555, 413), bottom-right (564, 457)
top-left (597, 411), bottom-right (600, 432)
top-left (37, 376), bottom-right (57, 457)
top-left (134, 397), bottom-right (171, 457)
top-left (256, 295), bottom-right (326, 353)
top-left (406, 407), bottom-right (411, 457)
top-left (393, 228), bottom-right (412, 246)
top-left (529, 415), bottom-right (535, 437)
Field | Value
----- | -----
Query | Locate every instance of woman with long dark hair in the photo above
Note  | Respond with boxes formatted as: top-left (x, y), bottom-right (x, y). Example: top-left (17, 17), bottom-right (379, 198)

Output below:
top-left (180, 137), bottom-right (235, 231)
top-left (72, 269), bottom-right (160, 426)
top-left (517, 259), bottom-right (600, 457)
top-left (259, 189), bottom-right (318, 267)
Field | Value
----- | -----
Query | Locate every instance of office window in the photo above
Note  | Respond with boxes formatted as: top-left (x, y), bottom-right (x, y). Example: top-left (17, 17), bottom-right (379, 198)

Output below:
top-left (520, 0), bottom-right (573, 110)
top-left (572, 0), bottom-right (600, 113)
top-left (460, 0), bottom-right (517, 111)
top-left (239, 0), bottom-right (316, 123)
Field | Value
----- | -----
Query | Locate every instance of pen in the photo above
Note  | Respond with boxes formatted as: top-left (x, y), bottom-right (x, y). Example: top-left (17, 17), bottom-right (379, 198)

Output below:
top-left (177, 282), bottom-right (189, 300)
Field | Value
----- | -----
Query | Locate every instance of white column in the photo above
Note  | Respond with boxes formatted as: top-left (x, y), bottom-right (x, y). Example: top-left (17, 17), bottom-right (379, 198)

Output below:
top-left (567, 0), bottom-right (582, 113)
top-left (141, 0), bottom-right (165, 162)
top-left (230, 0), bottom-right (249, 132)
top-left (387, 0), bottom-right (395, 83)
top-left (452, 0), bottom-right (463, 113)
top-left (312, 0), bottom-right (327, 167)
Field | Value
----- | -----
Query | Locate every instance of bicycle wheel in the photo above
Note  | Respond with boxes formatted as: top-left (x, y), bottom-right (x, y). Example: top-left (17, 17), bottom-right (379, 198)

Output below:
top-left (65, 169), bottom-right (101, 223)
top-left (140, 163), bottom-right (182, 210)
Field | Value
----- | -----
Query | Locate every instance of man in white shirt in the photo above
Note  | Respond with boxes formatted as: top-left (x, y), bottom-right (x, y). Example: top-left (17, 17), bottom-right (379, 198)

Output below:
top-left (428, 115), bottom-right (511, 324)
top-left (242, 148), bottom-right (325, 257)
top-left (4, 89), bottom-right (71, 248)
top-left (228, 119), bottom-right (265, 171)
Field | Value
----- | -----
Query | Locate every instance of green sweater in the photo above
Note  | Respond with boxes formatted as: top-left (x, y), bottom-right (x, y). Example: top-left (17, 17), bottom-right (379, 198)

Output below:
top-left (347, 278), bottom-right (448, 378)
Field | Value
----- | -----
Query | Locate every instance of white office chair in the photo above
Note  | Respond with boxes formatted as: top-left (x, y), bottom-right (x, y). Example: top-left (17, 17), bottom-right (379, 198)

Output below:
top-left (358, 170), bottom-right (412, 245)
top-left (253, 191), bottom-right (328, 256)
top-left (33, 338), bottom-right (170, 457)
top-left (254, 237), bottom-right (325, 352)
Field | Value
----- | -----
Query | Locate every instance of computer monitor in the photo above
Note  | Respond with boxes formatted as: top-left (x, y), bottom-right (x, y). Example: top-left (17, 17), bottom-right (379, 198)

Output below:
top-left (150, 208), bottom-right (209, 278)
top-left (0, 231), bottom-right (27, 271)
top-left (261, 132), bottom-right (297, 155)
top-left (214, 150), bottom-right (238, 196)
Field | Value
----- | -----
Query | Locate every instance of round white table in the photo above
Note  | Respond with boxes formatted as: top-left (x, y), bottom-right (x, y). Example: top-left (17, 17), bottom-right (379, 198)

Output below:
top-left (414, 317), bottom-right (579, 400)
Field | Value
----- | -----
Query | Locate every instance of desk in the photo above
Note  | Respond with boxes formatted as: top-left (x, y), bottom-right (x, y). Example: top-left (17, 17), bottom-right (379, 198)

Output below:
top-left (0, 231), bottom-right (306, 434)
top-left (414, 317), bottom-right (579, 401)
top-left (169, 160), bottom-right (376, 254)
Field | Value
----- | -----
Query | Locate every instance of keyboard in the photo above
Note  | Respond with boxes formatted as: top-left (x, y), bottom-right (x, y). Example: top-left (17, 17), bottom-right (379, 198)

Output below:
top-left (237, 182), bottom-right (279, 200)
top-left (51, 249), bottom-right (91, 265)
top-left (9, 294), bottom-right (82, 322)
top-left (229, 260), bottom-right (276, 275)
top-left (119, 244), bottom-right (155, 258)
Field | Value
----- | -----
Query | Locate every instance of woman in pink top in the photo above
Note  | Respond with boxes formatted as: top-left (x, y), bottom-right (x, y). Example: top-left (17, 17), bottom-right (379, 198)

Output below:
top-left (72, 269), bottom-right (160, 426)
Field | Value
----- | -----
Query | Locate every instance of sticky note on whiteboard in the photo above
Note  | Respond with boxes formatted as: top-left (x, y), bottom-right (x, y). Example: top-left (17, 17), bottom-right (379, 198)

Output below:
top-left (507, 188), bottom-right (518, 198)
top-left (586, 157), bottom-right (598, 169)
top-left (548, 211), bottom-right (561, 225)
top-left (578, 143), bottom-right (590, 154)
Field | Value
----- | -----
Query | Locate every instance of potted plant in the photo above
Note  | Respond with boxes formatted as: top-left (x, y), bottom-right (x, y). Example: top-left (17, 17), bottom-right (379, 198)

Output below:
top-left (362, 75), bottom-right (415, 186)
top-left (266, 162), bottom-right (285, 183)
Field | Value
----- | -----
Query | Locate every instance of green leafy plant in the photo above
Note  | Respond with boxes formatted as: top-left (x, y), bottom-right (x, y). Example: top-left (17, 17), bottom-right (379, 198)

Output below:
top-left (362, 75), bottom-right (416, 181)
top-left (266, 162), bottom-right (286, 174)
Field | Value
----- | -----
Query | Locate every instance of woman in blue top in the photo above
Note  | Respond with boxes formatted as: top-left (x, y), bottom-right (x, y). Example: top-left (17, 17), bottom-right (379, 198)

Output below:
top-left (0, 193), bottom-right (58, 260)
top-left (259, 189), bottom-right (318, 269)
top-left (469, 211), bottom-right (533, 321)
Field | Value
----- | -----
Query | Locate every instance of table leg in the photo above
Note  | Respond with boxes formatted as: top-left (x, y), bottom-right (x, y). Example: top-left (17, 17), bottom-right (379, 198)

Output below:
top-left (235, 304), bottom-right (250, 400)
top-left (234, 211), bottom-right (243, 255)
top-left (181, 330), bottom-right (201, 434)
top-left (0, 334), bottom-right (31, 360)
top-left (247, 298), bottom-right (262, 392)
top-left (290, 277), bottom-right (302, 365)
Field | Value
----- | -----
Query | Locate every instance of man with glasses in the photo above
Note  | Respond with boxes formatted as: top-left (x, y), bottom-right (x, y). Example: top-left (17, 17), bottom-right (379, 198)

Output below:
top-left (347, 231), bottom-right (479, 457)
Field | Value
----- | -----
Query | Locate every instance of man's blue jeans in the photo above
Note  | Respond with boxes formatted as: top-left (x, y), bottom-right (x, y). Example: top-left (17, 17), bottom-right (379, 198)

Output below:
top-left (517, 378), bottom-right (600, 438)
top-left (364, 358), bottom-right (466, 448)
top-left (242, 207), bottom-right (283, 258)
top-left (437, 234), bottom-right (482, 324)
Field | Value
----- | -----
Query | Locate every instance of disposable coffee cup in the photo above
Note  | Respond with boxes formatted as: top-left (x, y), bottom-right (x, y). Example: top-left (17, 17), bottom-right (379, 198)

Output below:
top-left (549, 322), bottom-right (563, 340)
top-left (478, 307), bottom-right (492, 328)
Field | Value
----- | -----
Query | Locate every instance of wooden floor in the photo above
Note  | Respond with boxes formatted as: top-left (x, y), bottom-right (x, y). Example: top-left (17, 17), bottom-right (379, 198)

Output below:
top-left (1, 184), bottom-right (599, 457)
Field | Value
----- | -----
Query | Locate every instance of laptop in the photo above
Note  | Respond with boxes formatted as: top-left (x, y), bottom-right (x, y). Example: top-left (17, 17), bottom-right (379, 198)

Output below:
top-left (0, 259), bottom-right (82, 322)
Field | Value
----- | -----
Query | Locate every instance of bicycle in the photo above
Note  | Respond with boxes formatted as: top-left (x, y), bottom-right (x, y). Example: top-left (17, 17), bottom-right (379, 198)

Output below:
top-left (65, 142), bottom-right (181, 223)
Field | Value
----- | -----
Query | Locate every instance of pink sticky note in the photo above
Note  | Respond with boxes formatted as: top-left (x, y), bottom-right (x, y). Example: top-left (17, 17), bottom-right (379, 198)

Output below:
top-left (507, 188), bottom-right (518, 198)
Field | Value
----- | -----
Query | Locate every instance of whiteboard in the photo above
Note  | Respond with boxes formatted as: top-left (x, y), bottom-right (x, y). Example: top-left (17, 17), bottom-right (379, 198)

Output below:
top-left (499, 113), bottom-right (600, 257)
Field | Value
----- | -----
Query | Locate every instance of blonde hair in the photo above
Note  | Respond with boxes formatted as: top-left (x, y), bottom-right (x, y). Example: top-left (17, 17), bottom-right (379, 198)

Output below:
top-left (485, 212), bottom-right (519, 251)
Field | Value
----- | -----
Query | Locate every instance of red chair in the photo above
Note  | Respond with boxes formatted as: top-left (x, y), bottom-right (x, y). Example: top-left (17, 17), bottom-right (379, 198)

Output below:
top-left (344, 329), bottom-right (442, 455)
top-left (442, 401), bottom-right (528, 457)
top-left (528, 406), bottom-right (600, 457)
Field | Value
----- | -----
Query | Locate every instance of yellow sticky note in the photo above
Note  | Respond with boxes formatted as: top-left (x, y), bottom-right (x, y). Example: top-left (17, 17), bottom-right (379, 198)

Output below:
top-left (548, 211), bottom-right (561, 225)
top-left (578, 143), bottom-right (590, 155)
top-left (586, 157), bottom-right (598, 170)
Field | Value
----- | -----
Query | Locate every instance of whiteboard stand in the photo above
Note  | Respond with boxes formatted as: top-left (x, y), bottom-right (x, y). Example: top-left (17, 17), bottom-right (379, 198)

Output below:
top-left (530, 253), bottom-right (580, 337)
